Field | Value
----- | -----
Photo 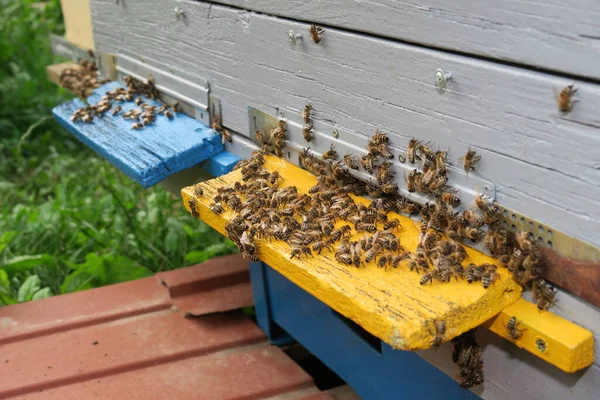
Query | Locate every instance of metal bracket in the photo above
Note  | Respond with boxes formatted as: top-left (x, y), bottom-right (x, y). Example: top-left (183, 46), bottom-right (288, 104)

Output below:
top-left (50, 34), bottom-right (92, 61)
top-left (248, 106), bottom-right (496, 209)
top-left (116, 52), bottom-right (210, 126)
top-left (209, 94), bottom-right (222, 127)
top-left (497, 205), bottom-right (600, 262)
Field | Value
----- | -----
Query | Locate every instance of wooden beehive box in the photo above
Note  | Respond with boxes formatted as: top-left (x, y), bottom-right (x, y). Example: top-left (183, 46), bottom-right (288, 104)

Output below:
top-left (50, 1), bottom-right (600, 399)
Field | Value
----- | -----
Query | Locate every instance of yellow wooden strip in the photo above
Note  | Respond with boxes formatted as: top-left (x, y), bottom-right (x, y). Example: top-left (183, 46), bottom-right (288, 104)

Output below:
top-left (60, 0), bottom-right (95, 50)
top-left (485, 298), bottom-right (594, 372)
top-left (182, 155), bottom-right (522, 350)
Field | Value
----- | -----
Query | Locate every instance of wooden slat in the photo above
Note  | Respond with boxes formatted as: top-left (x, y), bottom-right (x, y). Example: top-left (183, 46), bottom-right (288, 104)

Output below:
top-left (209, 0), bottom-right (600, 81)
top-left (484, 299), bottom-right (594, 373)
top-left (60, 0), bottom-right (95, 50)
top-left (51, 81), bottom-right (224, 187)
top-left (92, 0), bottom-right (600, 249)
top-left (181, 155), bottom-right (523, 350)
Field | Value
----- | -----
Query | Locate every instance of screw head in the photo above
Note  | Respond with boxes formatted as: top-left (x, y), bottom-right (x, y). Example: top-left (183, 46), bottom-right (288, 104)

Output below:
top-left (536, 338), bottom-right (547, 353)
top-left (288, 30), bottom-right (302, 45)
top-left (435, 69), bottom-right (452, 89)
top-left (333, 129), bottom-right (339, 139)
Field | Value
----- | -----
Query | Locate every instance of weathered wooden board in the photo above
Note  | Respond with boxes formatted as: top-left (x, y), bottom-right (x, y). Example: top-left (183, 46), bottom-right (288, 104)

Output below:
top-left (52, 81), bottom-right (224, 187)
top-left (60, 0), bottom-right (95, 50)
top-left (182, 155), bottom-right (523, 351)
top-left (211, 0), bottom-right (600, 81)
top-left (418, 330), bottom-right (600, 400)
top-left (91, 0), bottom-right (600, 249)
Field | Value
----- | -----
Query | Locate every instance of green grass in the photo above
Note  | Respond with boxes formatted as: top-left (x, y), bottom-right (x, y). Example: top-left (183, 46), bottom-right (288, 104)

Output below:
top-left (0, 0), bottom-right (236, 305)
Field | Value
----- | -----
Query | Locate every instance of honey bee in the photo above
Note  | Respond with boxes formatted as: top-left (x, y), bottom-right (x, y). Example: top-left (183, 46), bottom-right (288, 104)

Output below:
top-left (308, 24), bottom-right (325, 43)
top-left (269, 171), bottom-right (281, 185)
top-left (343, 154), bottom-right (359, 170)
top-left (532, 278), bottom-right (556, 310)
top-left (506, 316), bottom-right (524, 340)
top-left (335, 252), bottom-right (353, 265)
top-left (377, 255), bottom-right (390, 269)
top-left (303, 123), bottom-right (314, 142)
top-left (435, 151), bottom-right (447, 175)
top-left (131, 122), bottom-right (143, 130)
top-left (312, 240), bottom-right (334, 254)
top-left (391, 252), bottom-right (411, 268)
top-left (290, 246), bottom-right (312, 259)
top-left (420, 272), bottom-right (435, 285)
top-left (383, 219), bottom-right (401, 231)
top-left (405, 169), bottom-right (418, 193)
top-left (460, 147), bottom-right (481, 173)
top-left (82, 114), bottom-right (94, 123)
top-left (360, 154), bottom-right (375, 174)
top-left (516, 231), bottom-right (534, 254)
top-left (381, 183), bottom-right (398, 194)
top-left (165, 110), bottom-right (174, 119)
top-left (172, 101), bottom-right (180, 113)
top-left (355, 223), bottom-right (377, 233)
top-left (188, 199), bottom-right (199, 218)
top-left (331, 225), bottom-right (352, 241)
top-left (323, 144), bottom-right (338, 160)
top-left (378, 143), bottom-right (394, 159)
top-left (555, 84), bottom-right (578, 113)
top-left (462, 210), bottom-right (483, 228)
top-left (428, 175), bottom-right (448, 193)
top-left (364, 243), bottom-right (382, 263)
top-left (210, 202), bottom-right (224, 214)
top-left (135, 96), bottom-right (143, 105)
top-left (483, 229), bottom-right (496, 254)
top-left (440, 190), bottom-right (460, 207)
top-left (193, 185), bottom-right (204, 197)
top-left (522, 252), bottom-right (540, 270)
top-left (507, 248), bottom-right (524, 272)
top-left (482, 265), bottom-right (499, 288)
top-left (220, 128), bottom-right (233, 144)
top-left (157, 104), bottom-right (168, 115)
top-left (111, 105), bottom-right (122, 116)
top-left (464, 264), bottom-right (485, 284)
top-left (407, 137), bottom-right (420, 164)
top-left (372, 130), bottom-right (389, 144)
top-left (302, 103), bottom-right (313, 123)
top-left (474, 193), bottom-right (489, 213)
top-left (494, 229), bottom-right (509, 255)
top-left (433, 320), bottom-right (446, 347)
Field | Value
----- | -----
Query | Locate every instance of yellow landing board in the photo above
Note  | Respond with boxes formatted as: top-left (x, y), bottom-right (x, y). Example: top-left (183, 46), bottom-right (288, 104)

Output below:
top-left (485, 298), bottom-right (594, 372)
top-left (182, 155), bottom-right (522, 350)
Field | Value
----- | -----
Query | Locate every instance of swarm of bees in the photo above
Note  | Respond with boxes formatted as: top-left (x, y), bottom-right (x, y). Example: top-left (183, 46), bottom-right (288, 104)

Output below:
top-left (69, 74), bottom-right (178, 130)
top-left (189, 121), bottom-right (560, 390)
top-left (308, 24), bottom-right (325, 44)
top-left (59, 51), bottom-right (111, 98)
top-left (452, 329), bottom-right (484, 389)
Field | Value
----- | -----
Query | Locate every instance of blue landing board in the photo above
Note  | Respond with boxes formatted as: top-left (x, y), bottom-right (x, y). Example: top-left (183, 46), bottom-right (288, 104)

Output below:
top-left (52, 81), bottom-right (224, 188)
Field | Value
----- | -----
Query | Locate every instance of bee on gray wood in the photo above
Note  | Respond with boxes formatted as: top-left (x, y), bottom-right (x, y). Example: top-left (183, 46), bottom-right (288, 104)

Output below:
top-left (302, 103), bottom-right (313, 123)
top-left (378, 143), bottom-right (394, 159)
top-left (323, 143), bottom-right (338, 160)
top-left (360, 153), bottom-right (375, 174)
top-left (343, 154), bottom-right (359, 170)
top-left (407, 137), bottom-right (420, 164)
top-left (372, 130), bottom-right (389, 145)
top-left (405, 169), bottom-right (418, 193)
top-left (308, 24), bottom-right (325, 43)
top-left (555, 84), bottom-right (578, 113)
top-left (440, 190), bottom-right (460, 207)
top-left (460, 147), bottom-right (481, 174)
top-left (303, 123), bottom-right (314, 142)
top-left (506, 316), bottom-right (524, 340)
top-left (433, 320), bottom-right (446, 347)
top-left (515, 231), bottom-right (534, 255)
top-left (381, 183), bottom-right (398, 195)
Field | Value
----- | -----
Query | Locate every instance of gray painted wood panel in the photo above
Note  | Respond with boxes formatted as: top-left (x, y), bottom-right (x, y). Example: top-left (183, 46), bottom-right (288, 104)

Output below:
top-left (92, 0), bottom-right (600, 248)
top-left (212, 0), bottom-right (600, 81)
top-left (418, 330), bottom-right (600, 400)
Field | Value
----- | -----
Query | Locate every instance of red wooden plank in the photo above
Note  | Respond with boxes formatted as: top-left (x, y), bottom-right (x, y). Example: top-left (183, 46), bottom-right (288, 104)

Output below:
top-left (0, 277), bottom-right (170, 345)
top-left (10, 345), bottom-right (314, 400)
top-left (0, 311), bottom-right (264, 398)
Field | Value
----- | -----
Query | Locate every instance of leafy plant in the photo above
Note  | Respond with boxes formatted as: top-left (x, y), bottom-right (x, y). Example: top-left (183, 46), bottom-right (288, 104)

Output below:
top-left (0, 0), bottom-right (237, 305)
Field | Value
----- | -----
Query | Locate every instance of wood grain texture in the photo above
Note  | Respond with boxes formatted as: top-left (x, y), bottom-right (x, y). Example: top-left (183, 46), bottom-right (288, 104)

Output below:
top-left (52, 81), bottom-right (224, 187)
top-left (212, 0), bottom-right (600, 81)
top-left (483, 298), bottom-right (594, 373)
top-left (417, 330), bottom-right (600, 400)
top-left (60, 0), bottom-right (95, 50)
top-left (91, 0), bottom-right (600, 248)
top-left (182, 155), bottom-right (523, 351)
